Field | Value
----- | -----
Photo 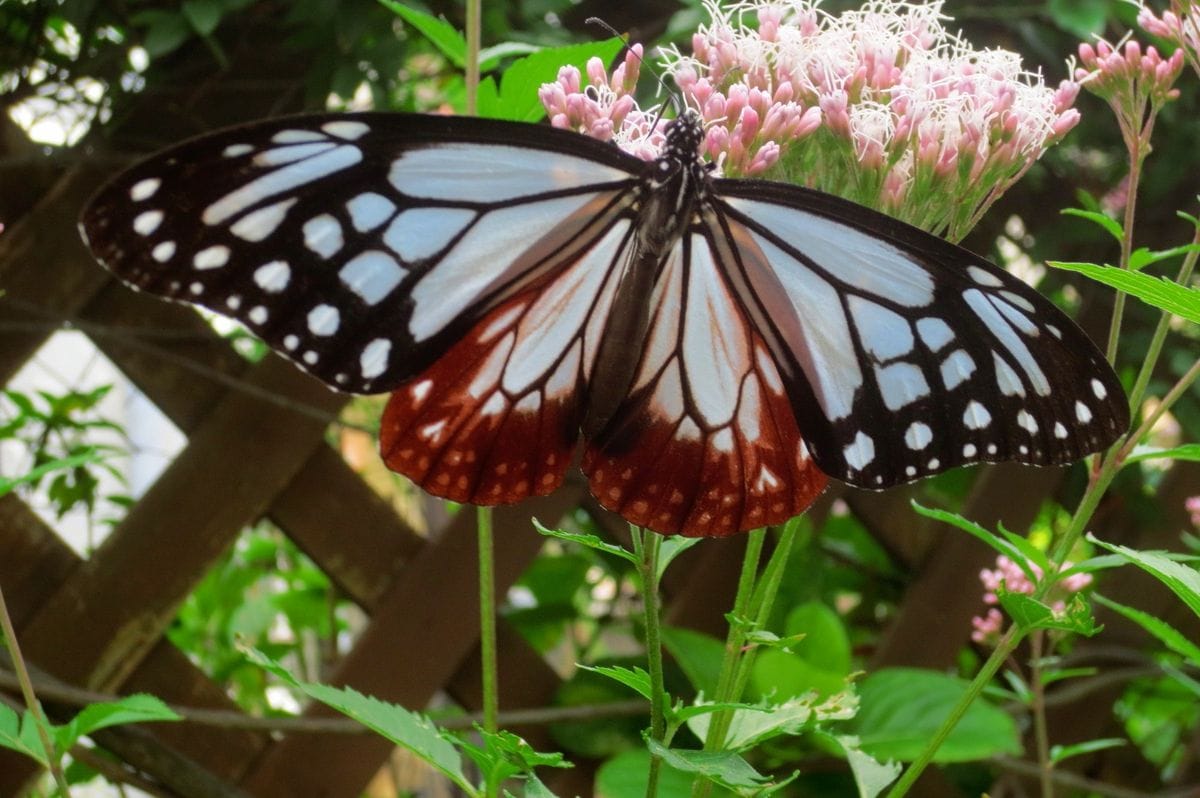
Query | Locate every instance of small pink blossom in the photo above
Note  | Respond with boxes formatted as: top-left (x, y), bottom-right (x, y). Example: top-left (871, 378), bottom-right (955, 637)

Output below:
top-left (970, 554), bottom-right (1094, 646)
top-left (1138, 1), bottom-right (1200, 79)
top-left (1186, 496), bottom-right (1200, 527)
top-left (1076, 36), bottom-right (1184, 152)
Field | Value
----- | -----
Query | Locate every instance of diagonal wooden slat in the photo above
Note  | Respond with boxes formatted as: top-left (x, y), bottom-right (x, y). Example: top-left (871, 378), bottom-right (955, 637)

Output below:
top-left (239, 490), bottom-right (582, 797)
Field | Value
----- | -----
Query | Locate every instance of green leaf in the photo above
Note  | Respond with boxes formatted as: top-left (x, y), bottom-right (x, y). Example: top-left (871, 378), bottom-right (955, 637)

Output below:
top-left (577, 664), bottom-right (655, 701)
top-left (660, 626), bottom-right (724, 696)
top-left (0, 449), bottom-right (102, 499)
top-left (785, 601), bottom-right (851, 675)
top-left (845, 668), bottom-right (1021, 762)
top-left (478, 41), bottom-right (541, 72)
top-left (245, 649), bottom-right (472, 792)
top-left (377, 0), bottom-right (465, 67)
top-left (1088, 536), bottom-right (1200, 619)
top-left (137, 10), bottom-right (192, 57)
top-left (646, 739), bottom-right (781, 794)
top-left (995, 522), bottom-right (1051, 575)
top-left (1060, 208), bottom-right (1124, 242)
top-left (1094, 593), bottom-right (1200, 662)
top-left (181, 0), bottom-right (222, 35)
top-left (686, 694), bottom-right (855, 752)
top-left (1048, 0), bottom-right (1109, 38)
top-left (910, 502), bottom-right (1034, 579)
top-left (533, 519), bottom-right (636, 565)
top-left (595, 748), bottom-right (695, 798)
top-left (816, 734), bottom-right (901, 798)
top-left (998, 592), bottom-right (1098, 636)
top-left (1050, 737), bottom-right (1126, 765)
top-left (0, 706), bottom-right (49, 765)
top-left (1128, 243), bottom-right (1200, 271)
top-left (59, 694), bottom-right (180, 751)
top-left (657, 536), bottom-right (703, 579)
top-left (1048, 261), bottom-right (1200, 323)
top-left (1125, 443), bottom-right (1200, 465)
top-left (480, 39), bottom-right (624, 122)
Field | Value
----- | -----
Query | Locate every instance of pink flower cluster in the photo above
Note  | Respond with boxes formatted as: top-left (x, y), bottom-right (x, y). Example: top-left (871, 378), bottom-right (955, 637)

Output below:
top-left (971, 555), bottom-right (1094, 645)
top-left (1138, 1), bottom-right (1200, 78)
top-left (540, 1), bottom-right (1083, 241)
top-left (1187, 495), bottom-right (1200, 527)
top-left (1076, 38), bottom-right (1185, 109)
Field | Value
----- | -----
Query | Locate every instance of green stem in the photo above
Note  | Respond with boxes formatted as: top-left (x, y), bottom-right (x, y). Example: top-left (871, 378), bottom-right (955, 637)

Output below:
top-left (1029, 632), bottom-right (1053, 798)
top-left (464, 0), bottom-right (480, 115)
top-left (0, 583), bottom-right (72, 797)
top-left (634, 528), bottom-right (666, 798)
top-left (477, 506), bottom-right (498, 738)
top-left (1104, 136), bottom-right (1146, 365)
top-left (703, 529), bottom-right (766, 752)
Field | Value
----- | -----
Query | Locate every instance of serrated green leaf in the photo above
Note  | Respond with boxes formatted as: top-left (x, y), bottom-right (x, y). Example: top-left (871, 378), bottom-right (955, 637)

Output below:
top-left (377, 0), bottom-right (465, 67)
top-left (646, 739), bottom-right (777, 793)
top-left (182, 0), bottom-right (222, 35)
top-left (814, 734), bottom-right (901, 798)
top-left (1048, 261), bottom-right (1200, 323)
top-left (686, 694), bottom-right (854, 751)
top-left (1050, 737), bottom-right (1126, 764)
top-left (244, 649), bottom-right (472, 792)
top-left (0, 706), bottom-right (49, 765)
top-left (595, 748), bottom-right (695, 797)
top-left (1128, 243), bottom-right (1200, 271)
top-left (910, 502), bottom-right (1032, 578)
top-left (479, 41), bottom-right (541, 72)
top-left (1088, 536), bottom-right (1200, 619)
top-left (999, 592), bottom-right (1098, 636)
top-left (60, 694), bottom-right (180, 750)
top-left (1061, 207), bottom-right (1124, 242)
top-left (1094, 593), bottom-right (1200, 662)
top-left (1125, 443), bottom-right (1200, 465)
top-left (577, 664), bottom-right (655, 701)
top-left (845, 668), bottom-right (1021, 762)
top-left (533, 519), bottom-right (636, 565)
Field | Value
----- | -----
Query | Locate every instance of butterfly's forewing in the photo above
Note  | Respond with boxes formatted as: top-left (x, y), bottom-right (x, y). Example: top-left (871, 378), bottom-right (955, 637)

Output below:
top-left (583, 231), bottom-right (828, 537)
top-left (80, 112), bottom-right (643, 394)
top-left (710, 181), bottom-right (1129, 489)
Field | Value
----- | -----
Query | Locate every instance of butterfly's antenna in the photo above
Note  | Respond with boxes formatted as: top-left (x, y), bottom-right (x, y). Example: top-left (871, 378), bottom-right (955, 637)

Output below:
top-left (584, 17), bottom-right (683, 122)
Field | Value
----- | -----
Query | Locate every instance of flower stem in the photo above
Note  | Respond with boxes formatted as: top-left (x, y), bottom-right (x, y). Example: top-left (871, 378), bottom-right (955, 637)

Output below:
top-left (634, 527), bottom-right (666, 798)
top-left (477, 506), bottom-right (498, 738)
top-left (0, 583), bottom-right (72, 797)
top-left (1029, 632), bottom-right (1054, 798)
top-left (464, 0), bottom-right (480, 115)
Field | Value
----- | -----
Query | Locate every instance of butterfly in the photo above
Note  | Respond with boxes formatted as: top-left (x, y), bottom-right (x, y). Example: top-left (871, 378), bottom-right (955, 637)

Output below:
top-left (79, 108), bottom-right (1129, 537)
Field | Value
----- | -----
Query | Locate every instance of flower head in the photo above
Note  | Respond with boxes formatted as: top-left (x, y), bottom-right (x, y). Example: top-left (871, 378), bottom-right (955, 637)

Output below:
top-left (970, 554), bottom-right (1094, 645)
top-left (541, 0), bottom-right (1081, 240)
top-left (1138, 1), bottom-right (1200, 79)
top-left (1075, 35), bottom-right (1184, 152)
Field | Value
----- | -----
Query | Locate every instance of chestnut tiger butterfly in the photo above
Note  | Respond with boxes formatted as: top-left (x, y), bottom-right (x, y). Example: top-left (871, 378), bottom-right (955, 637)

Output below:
top-left (80, 109), bottom-right (1128, 536)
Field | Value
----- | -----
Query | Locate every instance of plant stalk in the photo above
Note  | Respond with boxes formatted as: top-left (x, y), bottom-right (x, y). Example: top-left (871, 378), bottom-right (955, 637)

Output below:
top-left (634, 528), bottom-right (666, 798)
top-left (477, 506), bottom-right (498, 738)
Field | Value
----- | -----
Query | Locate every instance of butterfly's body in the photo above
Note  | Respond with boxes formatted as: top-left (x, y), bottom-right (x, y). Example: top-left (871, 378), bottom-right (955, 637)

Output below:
top-left (81, 110), bottom-right (1128, 536)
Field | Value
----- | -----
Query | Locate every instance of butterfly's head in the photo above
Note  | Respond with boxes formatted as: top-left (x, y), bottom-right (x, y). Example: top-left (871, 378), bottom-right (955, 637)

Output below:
top-left (663, 109), bottom-right (705, 161)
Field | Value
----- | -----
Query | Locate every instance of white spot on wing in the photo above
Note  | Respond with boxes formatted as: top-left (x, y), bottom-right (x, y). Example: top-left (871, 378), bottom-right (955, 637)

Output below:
top-left (968, 264), bottom-right (1004, 287)
top-left (917, 317), bottom-right (954, 351)
top-left (1075, 401), bottom-right (1092, 423)
top-left (340, 250), bottom-right (405, 305)
top-left (1054, 422), bottom-right (1068, 439)
top-left (965, 288), bottom-right (1049, 395)
top-left (993, 353), bottom-right (1025, 397)
top-left (307, 303), bottom-right (339, 336)
top-left (253, 260), bottom-right (290, 293)
top-left (849, 297), bottom-right (914, 360)
top-left (151, 241), bottom-right (176, 262)
top-left (844, 431), bottom-right (875, 470)
top-left (204, 144), bottom-right (362, 225)
top-left (223, 143), bottom-right (253, 158)
top-left (322, 120), bottom-right (370, 140)
top-left (1017, 410), bottom-right (1038, 434)
top-left (940, 349), bottom-right (976, 390)
top-left (385, 207), bottom-right (476, 261)
top-left (1091, 379), bottom-right (1107, 400)
top-left (963, 443), bottom-right (977, 458)
top-left (130, 178), bottom-right (161, 201)
top-left (963, 400), bottom-right (992, 429)
top-left (303, 214), bottom-right (343, 258)
top-left (360, 338), bottom-right (391, 379)
top-left (682, 235), bottom-right (748, 427)
top-left (389, 143), bottom-right (628, 202)
top-left (133, 210), bottom-right (163, 236)
top-left (254, 142), bottom-right (337, 167)
top-left (248, 305), bottom-right (268, 325)
top-left (346, 192), bottom-right (396, 232)
top-left (875, 361), bottom-right (930, 410)
top-left (273, 129), bottom-right (327, 143)
top-left (231, 198), bottom-right (297, 242)
top-left (905, 421), bottom-right (932, 450)
top-left (193, 245), bottom-right (230, 270)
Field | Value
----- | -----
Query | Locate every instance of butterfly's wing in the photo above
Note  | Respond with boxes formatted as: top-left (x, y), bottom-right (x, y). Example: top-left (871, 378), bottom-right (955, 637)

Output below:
top-left (583, 231), bottom-right (829, 537)
top-left (82, 111), bottom-right (656, 505)
top-left (81, 112), bottom-right (644, 394)
top-left (702, 180), bottom-right (1129, 489)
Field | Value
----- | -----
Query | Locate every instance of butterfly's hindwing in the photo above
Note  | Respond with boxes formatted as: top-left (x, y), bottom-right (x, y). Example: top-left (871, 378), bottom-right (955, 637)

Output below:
top-left (584, 232), bottom-right (828, 537)
top-left (81, 112), bottom-right (643, 394)
top-left (711, 181), bottom-right (1129, 488)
